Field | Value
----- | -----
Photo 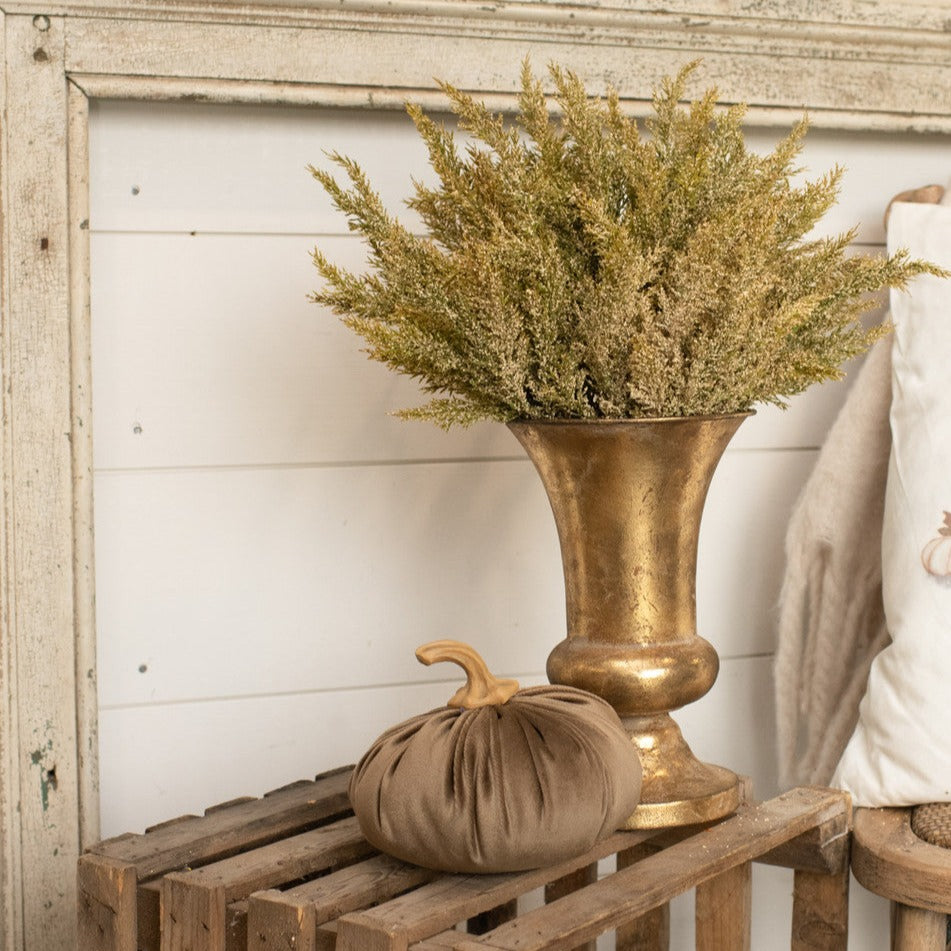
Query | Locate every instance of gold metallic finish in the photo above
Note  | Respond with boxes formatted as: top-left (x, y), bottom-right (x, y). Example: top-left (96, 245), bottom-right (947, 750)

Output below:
top-left (509, 414), bottom-right (749, 828)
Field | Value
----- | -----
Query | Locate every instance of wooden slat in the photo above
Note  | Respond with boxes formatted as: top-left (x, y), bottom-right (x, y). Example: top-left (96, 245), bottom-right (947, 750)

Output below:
top-left (414, 933), bottom-right (469, 951)
top-left (695, 861), bottom-right (752, 951)
top-left (759, 813), bottom-right (852, 875)
top-left (76, 852), bottom-right (137, 951)
top-left (338, 829), bottom-right (656, 951)
top-left (249, 853), bottom-right (436, 951)
top-left (454, 788), bottom-right (849, 951)
top-left (544, 865), bottom-right (597, 951)
top-left (615, 842), bottom-right (669, 951)
top-left (791, 866), bottom-right (849, 951)
top-left (88, 767), bottom-right (352, 878)
top-left (79, 769), bottom-right (352, 950)
top-left (162, 815), bottom-right (372, 951)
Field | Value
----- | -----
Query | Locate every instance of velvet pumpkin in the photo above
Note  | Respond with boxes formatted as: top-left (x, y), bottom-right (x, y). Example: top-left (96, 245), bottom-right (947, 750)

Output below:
top-left (348, 640), bottom-right (642, 873)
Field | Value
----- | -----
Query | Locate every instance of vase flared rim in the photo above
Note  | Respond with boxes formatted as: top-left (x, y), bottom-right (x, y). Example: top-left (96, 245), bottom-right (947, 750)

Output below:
top-left (507, 410), bottom-right (754, 429)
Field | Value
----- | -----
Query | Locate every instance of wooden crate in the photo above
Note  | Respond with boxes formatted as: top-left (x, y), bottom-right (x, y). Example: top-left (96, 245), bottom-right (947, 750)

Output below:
top-left (78, 773), bottom-right (851, 951)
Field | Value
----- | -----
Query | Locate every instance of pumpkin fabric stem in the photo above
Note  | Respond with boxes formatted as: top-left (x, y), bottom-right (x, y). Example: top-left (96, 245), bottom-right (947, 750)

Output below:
top-left (416, 640), bottom-right (520, 708)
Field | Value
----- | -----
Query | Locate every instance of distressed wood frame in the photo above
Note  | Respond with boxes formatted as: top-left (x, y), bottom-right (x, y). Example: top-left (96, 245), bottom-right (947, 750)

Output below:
top-left (0, 1), bottom-right (949, 946)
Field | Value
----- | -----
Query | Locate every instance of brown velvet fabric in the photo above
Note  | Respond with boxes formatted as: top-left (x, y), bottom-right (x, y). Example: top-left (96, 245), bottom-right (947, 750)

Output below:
top-left (349, 685), bottom-right (642, 873)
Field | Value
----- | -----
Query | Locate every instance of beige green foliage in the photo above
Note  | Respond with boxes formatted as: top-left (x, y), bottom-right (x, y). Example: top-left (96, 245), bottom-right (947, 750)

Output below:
top-left (311, 62), bottom-right (941, 427)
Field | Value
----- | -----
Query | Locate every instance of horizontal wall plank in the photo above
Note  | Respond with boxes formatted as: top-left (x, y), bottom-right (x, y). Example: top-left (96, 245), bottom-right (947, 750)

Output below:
top-left (90, 231), bottom-right (856, 469)
top-left (96, 654), bottom-right (775, 839)
top-left (88, 102), bottom-right (438, 237)
top-left (88, 100), bottom-right (951, 243)
top-left (89, 233), bottom-right (513, 470)
top-left (93, 450), bottom-right (814, 708)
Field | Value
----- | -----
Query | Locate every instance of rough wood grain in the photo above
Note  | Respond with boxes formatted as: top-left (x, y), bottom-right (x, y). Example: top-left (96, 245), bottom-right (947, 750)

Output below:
top-left (759, 815), bottom-right (852, 875)
top-left (544, 866), bottom-right (597, 951)
top-left (1, 12), bottom-right (80, 951)
top-left (78, 770), bottom-right (352, 951)
top-left (853, 807), bottom-right (951, 913)
top-left (89, 768), bottom-right (352, 878)
top-left (0, 22), bottom-right (18, 947)
top-left (335, 830), bottom-right (654, 951)
top-left (452, 788), bottom-right (849, 951)
top-left (77, 853), bottom-right (138, 951)
top-left (615, 843), bottom-right (670, 951)
top-left (68, 73), bottom-right (101, 857)
top-left (791, 867), bottom-right (849, 951)
top-left (161, 815), bottom-right (373, 951)
top-left (889, 904), bottom-right (947, 951)
top-left (50, 2), bottom-right (951, 134)
top-left (249, 852), bottom-right (437, 951)
top-left (695, 861), bottom-right (752, 951)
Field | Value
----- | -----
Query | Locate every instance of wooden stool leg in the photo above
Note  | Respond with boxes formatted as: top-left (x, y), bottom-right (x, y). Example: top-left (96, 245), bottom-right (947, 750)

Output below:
top-left (545, 863), bottom-right (598, 951)
top-left (890, 902), bottom-right (946, 951)
top-left (695, 861), bottom-right (751, 951)
top-left (615, 843), bottom-right (670, 951)
top-left (791, 866), bottom-right (849, 950)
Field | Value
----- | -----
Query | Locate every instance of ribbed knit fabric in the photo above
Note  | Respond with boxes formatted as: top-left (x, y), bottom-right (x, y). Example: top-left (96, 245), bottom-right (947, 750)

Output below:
top-left (774, 338), bottom-right (893, 788)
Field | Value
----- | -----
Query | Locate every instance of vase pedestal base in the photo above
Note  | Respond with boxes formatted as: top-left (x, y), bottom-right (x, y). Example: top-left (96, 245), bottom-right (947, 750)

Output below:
top-left (621, 714), bottom-right (741, 829)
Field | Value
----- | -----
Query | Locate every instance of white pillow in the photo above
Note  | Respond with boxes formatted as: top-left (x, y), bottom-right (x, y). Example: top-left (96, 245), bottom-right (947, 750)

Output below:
top-left (832, 200), bottom-right (951, 806)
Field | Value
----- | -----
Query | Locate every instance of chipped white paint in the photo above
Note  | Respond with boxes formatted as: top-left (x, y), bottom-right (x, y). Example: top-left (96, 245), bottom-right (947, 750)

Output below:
top-left (1, 2), bottom-right (950, 947)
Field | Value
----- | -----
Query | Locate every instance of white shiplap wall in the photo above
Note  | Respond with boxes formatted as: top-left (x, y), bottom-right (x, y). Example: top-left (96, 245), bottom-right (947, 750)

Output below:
top-left (88, 100), bottom-right (950, 949)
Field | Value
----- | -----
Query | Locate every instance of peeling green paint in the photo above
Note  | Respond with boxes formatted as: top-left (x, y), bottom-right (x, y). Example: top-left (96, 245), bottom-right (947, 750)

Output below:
top-left (29, 737), bottom-right (56, 811)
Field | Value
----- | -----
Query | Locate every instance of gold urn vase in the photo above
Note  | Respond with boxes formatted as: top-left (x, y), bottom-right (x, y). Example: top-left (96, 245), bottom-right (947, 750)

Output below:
top-left (509, 415), bottom-right (748, 829)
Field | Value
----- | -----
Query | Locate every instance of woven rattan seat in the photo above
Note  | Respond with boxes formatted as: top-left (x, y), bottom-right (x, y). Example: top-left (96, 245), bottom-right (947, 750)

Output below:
top-left (911, 802), bottom-right (951, 849)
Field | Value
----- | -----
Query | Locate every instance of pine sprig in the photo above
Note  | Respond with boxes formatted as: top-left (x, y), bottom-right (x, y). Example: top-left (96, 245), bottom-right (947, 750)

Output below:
top-left (311, 61), bottom-right (945, 427)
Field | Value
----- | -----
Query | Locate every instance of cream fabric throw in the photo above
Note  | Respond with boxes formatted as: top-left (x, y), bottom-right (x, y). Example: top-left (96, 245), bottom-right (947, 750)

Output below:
top-left (833, 201), bottom-right (951, 805)
top-left (776, 186), bottom-right (951, 790)
top-left (774, 338), bottom-right (892, 788)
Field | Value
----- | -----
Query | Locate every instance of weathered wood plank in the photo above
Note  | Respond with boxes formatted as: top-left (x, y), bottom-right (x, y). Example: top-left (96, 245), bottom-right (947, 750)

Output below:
top-left (336, 830), bottom-right (656, 951)
top-left (0, 20), bottom-right (20, 951)
top-left (68, 75), bottom-right (99, 856)
top-left (453, 788), bottom-right (849, 951)
top-left (758, 814), bottom-right (851, 875)
top-left (248, 853), bottom-right (437, 951)
top-left (0, 0), bottom-right (950, 37)
top-left (56, 5), bottom-right (951, 134)
top-left (76, 852), bottom-right (138, 951)
top-left (544, 866), bottom-right (597, 951)
top-left (791, 866), bottom-right (849, 951)
top-left (162, 815), bottom-right (372, 951)
top-left (79, 770), bottom-right (352, 950)
top-left (1, 12), bottom-right (80, 951)
top-left (695, 861), bottom-right (752, 951)
top-left (89, 768), bottom-right (352, 878)
top-left (615, 842), bottom-right (669, 951)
